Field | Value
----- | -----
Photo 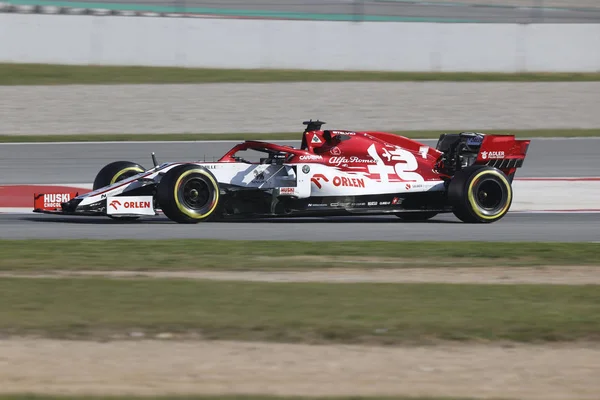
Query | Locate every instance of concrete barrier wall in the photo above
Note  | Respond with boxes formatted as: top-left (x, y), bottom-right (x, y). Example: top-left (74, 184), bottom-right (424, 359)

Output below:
top-left (1, 14), bottom-right (599, 72)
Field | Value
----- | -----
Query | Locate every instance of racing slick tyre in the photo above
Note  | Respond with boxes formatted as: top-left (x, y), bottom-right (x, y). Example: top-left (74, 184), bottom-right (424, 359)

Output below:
top-left (395, 211), bottom-right (438, 222)
top-left (93, 160), bottom-right (146, 190)
top-left (448, 165), bottom-right (512, 223)
top-left (93, 161), bottom-right (146, 221)
top-left (156, 164), bottom-right (221, 224)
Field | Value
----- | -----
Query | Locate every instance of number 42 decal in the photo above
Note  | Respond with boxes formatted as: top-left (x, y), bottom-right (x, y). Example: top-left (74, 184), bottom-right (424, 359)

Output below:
top-left (366, 144), bottom-right (424, 183)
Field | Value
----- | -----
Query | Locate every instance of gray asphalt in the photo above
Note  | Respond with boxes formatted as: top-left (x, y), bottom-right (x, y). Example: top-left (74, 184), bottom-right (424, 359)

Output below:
top-left (0, 138), bottom-right (596, 185)
top-left (1, 212), bottom-right (599, 242)
top-left (35, 0), bottom-right (600, 23)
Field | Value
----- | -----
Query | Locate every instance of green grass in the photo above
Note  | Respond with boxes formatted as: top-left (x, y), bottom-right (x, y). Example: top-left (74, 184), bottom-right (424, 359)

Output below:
top-left (2, 128), bottom-right (600, 143)
top-left (0, 396), bottom-right (487, 400)
top-left (2, 63), bottom-right (600, 85)
top-left (1, 277), bottom-right (599, 343)
top-left (0, 396), bottom-right (498, 400)
top-left (1, 240), bottom-right (599, 271)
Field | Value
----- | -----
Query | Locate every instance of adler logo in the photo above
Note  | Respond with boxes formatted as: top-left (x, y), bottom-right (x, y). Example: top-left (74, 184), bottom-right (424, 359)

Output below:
top-left (106, 196), bottom-right (155, 216)
top-left (481, 150), bottom-right (505, 160)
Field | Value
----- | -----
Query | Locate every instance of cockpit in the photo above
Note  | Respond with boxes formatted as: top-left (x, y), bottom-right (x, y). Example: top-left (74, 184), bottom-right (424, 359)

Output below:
top-left (219, 119), bottom-right (358, 165)
top-left (300, 119), bottom-right (353, 153)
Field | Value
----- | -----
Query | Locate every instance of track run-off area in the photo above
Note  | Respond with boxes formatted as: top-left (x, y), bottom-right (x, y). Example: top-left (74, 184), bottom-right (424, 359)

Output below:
top-left (0, 137), bottom-right (599, 241)
top-left (1, 78), bottom-right (600, 400)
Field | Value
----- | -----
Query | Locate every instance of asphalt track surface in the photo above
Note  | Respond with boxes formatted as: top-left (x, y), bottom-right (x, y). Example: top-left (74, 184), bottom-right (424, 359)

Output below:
top-left (1, 138), bottom-right (599, 241)
top-left (2, 212), bottom-right (600, 242)
top-left (26, 0), bottom-right (600, 22)
top-left (0, 138), bottom-right (595, 184)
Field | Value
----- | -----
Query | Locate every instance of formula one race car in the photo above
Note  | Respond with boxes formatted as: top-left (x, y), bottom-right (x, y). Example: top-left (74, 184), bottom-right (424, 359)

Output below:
top-left (33, 120), bottom-right (530, 223)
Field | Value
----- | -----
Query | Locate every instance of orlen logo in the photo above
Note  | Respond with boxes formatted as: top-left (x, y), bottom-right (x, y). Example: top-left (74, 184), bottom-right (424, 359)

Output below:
top-left (109, 200), bottom-right (121, 210)
top-left (109, 199), bottom-right (151, 210)
top-left (333, 176), bottom-right (365, 188)
top-left (43, 193), bottom-right (71, 208)
top-left (481, 150), bottom-right (505, 160)
top-left (311, 174), bottom-right (366, 189)
top-left (310, 174), bottom-right (329, 189)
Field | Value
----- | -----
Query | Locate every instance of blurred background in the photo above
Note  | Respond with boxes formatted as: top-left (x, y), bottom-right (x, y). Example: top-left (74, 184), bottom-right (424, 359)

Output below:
top-left (3, 0), bottom-right (600, 22)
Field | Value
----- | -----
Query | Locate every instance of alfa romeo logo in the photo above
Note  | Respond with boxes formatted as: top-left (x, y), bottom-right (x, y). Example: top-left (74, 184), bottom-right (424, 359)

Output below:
top-left (302, 165), bottom-right (310, 174)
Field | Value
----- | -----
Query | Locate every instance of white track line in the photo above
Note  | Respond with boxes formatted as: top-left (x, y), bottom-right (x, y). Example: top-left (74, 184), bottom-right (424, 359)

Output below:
top-left (1, 137), bottom-right (599, 146)
top-left (0, 140), bottom-right (300, 145)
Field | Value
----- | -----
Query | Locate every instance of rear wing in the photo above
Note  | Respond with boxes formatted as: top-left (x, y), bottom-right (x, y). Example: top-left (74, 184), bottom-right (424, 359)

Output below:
top-left (435, 132), bottom-right (530, 181)
top-left (474, 134), bottom-right (531, 181)
top-left (476, 135), bottom-right (530, 168)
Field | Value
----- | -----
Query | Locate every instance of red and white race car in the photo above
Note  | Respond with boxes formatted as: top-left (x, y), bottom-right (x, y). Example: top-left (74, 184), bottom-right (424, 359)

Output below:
top-left (33, 120), bottom-right (530, 223)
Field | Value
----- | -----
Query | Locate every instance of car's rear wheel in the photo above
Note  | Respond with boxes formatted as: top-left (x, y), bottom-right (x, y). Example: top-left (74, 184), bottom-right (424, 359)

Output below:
top-left (395, 211), bottom-right (438, 222)
top-left (93, 161), bottom-right (146, 220)
top-left (448, 166), bottom-right (512, 223)
top-left (157, 164), bottom-right (221, 224)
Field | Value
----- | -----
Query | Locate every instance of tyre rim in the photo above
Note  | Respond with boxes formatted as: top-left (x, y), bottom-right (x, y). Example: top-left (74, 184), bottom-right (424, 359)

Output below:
top-left (474, 178), bottom-right (507, 216)
top-left (116, 171), bottom-right (139, 182)
top-left (179, 177), bottom-right (211, 211)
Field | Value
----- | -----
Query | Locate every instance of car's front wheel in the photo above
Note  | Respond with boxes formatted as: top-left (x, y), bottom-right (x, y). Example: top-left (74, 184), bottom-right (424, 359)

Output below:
top-left (93, 160), bottom-right (147, 221)
top-left (156, 164), bottom-right (221, 223)
top-left (93, 160), bottom-right (146, 190)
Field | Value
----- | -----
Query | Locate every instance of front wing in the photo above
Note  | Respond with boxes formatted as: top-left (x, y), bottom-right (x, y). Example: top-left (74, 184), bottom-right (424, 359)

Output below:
top-left (34, 192), bottom-right (157, 217)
